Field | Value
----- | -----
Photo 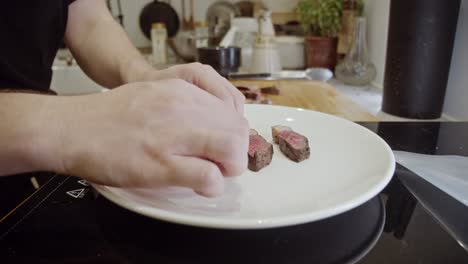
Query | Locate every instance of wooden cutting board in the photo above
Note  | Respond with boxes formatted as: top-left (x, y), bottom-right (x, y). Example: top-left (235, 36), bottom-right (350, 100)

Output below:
top-left (231, 80), bottom-right (379, 122)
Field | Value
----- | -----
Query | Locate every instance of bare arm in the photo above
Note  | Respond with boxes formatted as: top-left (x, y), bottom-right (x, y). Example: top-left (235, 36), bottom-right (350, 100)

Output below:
top-left (65, 0), bottom-right (152, 88)
top-left (0, 93), bottom-right (62, 176)
top-left (0, 83), bottom-right (248, 197)
top-left (65, 0), bottom-right (245, 112)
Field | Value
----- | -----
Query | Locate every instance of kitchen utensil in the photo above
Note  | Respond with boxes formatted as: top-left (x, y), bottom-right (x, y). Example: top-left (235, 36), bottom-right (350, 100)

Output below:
top-left (219, 26), bottom-right (238, 47)
top-left (235, 1), bottom-right (255, 17)
top-left (106, 0), bottom-right (124, 26)
top-left (253, 1), bottom-right (268, 17)
top-left (139, 0), bottom-right (180, 38)
top-left (304, 68), bottom-right (334, 81)
top-left (206, 1), bottom-right (241, 45)
top-left (394, 151), bottom-right (468, 207)
top-left (181, 0), bottom-right (187, 29)
top-left (250, 45), bottom-right (282, 73)
top-left (170, 31), bottom-right (197, 62)
top-left (257, 9), bottom-right (275, 35)
top-left (180, 0), bottom-right (195, 30)
top-left (171, 0), bottom-right (208, 64)
top-left (197, 46), bottom-right (241, 77)
top-left (229, 68), bottom-right (333, 82)
top-left (276, 36), bottom-right (305, 69)
top-left (220, 17), bottom-right (258, 71)
top-left (94, 104), bottom-right (394, 229)
top-left (189, 0), bottom-right (194, 29)
top-left (231, 17), bottom-right (258, 32)
top-left (228, 72), bottom-right (271, 79)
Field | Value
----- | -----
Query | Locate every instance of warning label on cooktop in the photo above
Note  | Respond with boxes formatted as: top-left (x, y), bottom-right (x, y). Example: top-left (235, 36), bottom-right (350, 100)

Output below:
top-left (66, 188), bottom-right (89, 199)
top-left (77, 179), bottom-right (89, 186)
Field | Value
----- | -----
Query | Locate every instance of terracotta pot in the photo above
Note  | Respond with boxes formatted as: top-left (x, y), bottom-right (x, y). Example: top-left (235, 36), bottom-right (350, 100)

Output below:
top-left (304, 36), bottom-right (338, 70)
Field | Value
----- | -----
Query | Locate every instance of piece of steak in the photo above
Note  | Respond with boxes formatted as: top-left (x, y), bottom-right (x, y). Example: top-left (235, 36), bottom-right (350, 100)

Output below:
top-left (248, 131), bottom-right (274, 172)
top-left (260, 86), bottom-right (280, 95)
top-left (242, 90), bottom-right (260, 100)
top-left (272, 126), bottom-right (310, 162)
top-left (249, 129), bottom-right (259, 136)
top-left (277, 130), bottom-right (310, 162)
top-left (236, 86), bottom-right (260, 100)
top-left (271, 125), bottom-right (292, 144)
top-left (236, 86), bottom-right (251, 92)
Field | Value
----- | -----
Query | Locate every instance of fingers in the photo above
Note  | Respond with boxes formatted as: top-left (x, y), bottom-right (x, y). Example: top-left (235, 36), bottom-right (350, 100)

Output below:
top-left (199, 64), bottom-right (245, 114)
top-left (177, 128), bottom-right (249, 178)
top-left (104, 78), bottom-right (248, 198)
top-left (142, 78), bottom-right (248, 178)
top-left (177, 63), bottom-right (245, 114)
top-left (144, 63), bottom-right (245, 113)
top-left (167, 156), bottom-right (225, 197)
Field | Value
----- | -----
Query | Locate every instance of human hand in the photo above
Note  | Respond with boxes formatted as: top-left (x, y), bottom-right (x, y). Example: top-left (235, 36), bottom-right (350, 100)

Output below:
top-left (143, 63), bottom-right (245, 114)
top-left (51, 79), bottom-right (249, 197)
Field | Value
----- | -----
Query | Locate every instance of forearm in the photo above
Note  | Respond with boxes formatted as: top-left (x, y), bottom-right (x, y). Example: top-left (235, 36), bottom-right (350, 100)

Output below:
top-left (0, 93), bottom-right (62, 176)
top-left (65, 0), bottom-right (153, 88)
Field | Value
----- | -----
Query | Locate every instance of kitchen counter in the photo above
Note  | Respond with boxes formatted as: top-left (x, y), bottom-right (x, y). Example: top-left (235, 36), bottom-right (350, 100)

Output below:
top-left (52, 52), bottom-right (452, 122)
top-left (330, 80), bottom-right (453, 122)
top-left (232, 79), bottom-right (379, 122)
top-left (330, 79), bottom-right (383, 116)
top-left (51, 62), bottom-right (380, 122)
top-left (1, 122), bottom-right (467, 263)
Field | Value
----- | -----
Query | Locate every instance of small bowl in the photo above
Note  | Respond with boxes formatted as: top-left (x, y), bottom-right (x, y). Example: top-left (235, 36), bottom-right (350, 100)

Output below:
top-left (197, 46), bottom-right (242, 77)
top-left (305, 68), bottom-right (334, 82)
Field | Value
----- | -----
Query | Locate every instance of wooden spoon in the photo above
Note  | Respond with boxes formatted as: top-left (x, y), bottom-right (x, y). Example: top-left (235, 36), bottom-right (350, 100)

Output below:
top-left (181, 0), bottom-right (187, 30)
top-left (189, 0), bottom-right (194, 29)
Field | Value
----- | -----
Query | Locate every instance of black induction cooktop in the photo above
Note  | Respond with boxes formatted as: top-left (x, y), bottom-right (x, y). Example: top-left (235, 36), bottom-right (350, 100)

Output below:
top-left (1, 122), bottom-right (468, 264)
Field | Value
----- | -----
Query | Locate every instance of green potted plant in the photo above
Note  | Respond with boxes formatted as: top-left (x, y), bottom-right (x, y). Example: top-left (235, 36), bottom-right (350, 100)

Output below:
top-left (297, 0), bottom-right (344, 70)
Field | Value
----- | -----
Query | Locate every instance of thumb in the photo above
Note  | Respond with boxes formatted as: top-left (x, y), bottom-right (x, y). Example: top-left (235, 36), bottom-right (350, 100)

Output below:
top-left (167, 156), bottom-right (225, 197)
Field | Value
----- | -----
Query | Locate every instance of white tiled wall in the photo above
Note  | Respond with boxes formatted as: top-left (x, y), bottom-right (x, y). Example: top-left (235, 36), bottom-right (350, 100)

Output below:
top-left (109, 0), bottom-right (299, 48)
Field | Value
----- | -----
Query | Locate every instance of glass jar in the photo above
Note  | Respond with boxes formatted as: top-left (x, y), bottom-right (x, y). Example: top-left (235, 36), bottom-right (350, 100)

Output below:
top-left (194, 21), bottom-right (209, 48)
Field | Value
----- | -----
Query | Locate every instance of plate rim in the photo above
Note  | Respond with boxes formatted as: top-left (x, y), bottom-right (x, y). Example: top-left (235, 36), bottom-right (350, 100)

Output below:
top-left (94, 105), bottom-right (395, 229)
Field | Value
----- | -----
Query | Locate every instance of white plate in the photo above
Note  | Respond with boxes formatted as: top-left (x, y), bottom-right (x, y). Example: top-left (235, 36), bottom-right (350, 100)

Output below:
top-left (94, 105), bottom-right (395, 229)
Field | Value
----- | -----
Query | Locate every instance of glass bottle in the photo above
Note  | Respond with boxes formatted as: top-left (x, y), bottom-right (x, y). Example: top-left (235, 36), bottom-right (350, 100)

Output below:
top-left (151, 23), bottom-right (168, 65)
top-left (338, 0), bottom-right (358, 58)
top-left (194, 21), bottom-right (209, 48)
top-left (335, 17), bottom-right (376, 86)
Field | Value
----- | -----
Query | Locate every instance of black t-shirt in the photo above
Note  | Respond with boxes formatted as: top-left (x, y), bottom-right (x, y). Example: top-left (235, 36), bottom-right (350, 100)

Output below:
top-left (0, 1), bottom-right (75, 219)
top-left (0, 0), bottom-right (74, 92)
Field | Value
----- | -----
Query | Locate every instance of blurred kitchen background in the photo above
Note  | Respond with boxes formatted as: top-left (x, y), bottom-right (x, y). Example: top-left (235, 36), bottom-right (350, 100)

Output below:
top-left (53, 0), bottom-right (468, 122)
